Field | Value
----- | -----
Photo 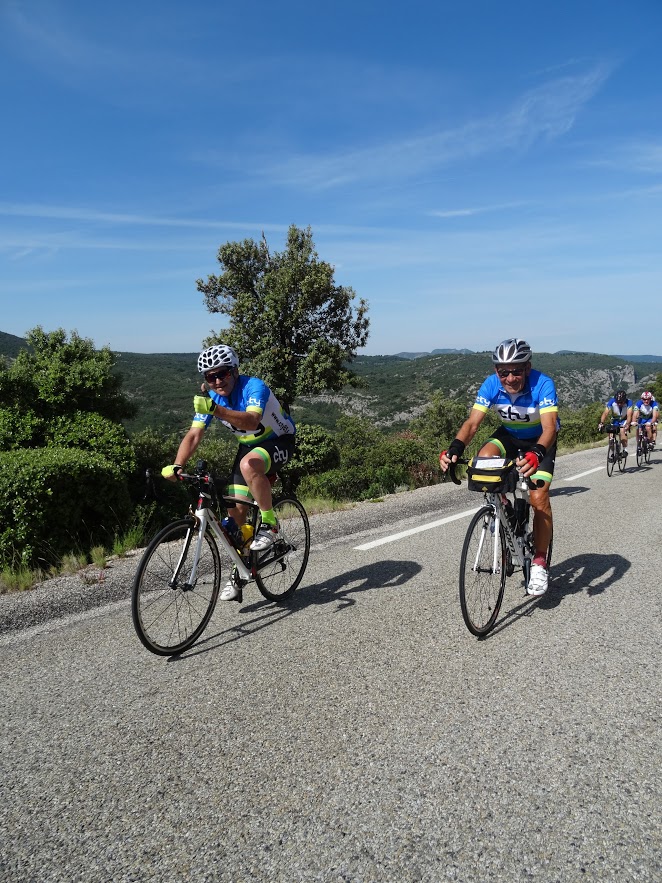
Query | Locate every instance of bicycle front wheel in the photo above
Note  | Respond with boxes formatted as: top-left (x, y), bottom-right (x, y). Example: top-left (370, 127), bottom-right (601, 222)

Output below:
top-left (607, 438), bottom-right (615, 476)
top-left (617, 441), bottom-right (627, 472)
top-left (254, 497), bottom-right (310, 602)
top-left (132, 518), bottom-right (220, 655)
top-left (645, 438), bottom-right (652, 464)
top-left (636, 436), bottom-right (644, 468)
top-left (459, 506), bottom-right (506, 637)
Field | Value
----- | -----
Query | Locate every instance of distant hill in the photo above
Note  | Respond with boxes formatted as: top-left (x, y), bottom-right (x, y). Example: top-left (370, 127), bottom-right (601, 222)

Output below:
top-left (1, 332), bottom-right (660, 435)
top-left (395, 348), bottom-right (476, 359)
top-left (0, 331), bottom-right (28, 359)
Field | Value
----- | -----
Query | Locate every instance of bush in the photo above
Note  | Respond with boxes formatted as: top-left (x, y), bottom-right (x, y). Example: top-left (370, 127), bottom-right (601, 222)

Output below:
top-left (283, 424), bottom-right (340, 490)
top-left (0, 447), bottom-right (133, 569)
top-left (46, 411), bottom-right (136, 474)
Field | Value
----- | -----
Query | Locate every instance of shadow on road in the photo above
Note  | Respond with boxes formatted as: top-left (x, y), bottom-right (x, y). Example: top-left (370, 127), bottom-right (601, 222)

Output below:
top-left (171, 559), bottom-right (422, 660)
top-left (482, 553), bottom-right (630, 639)
top-left (539, 552), bottom-right (631, 609)
top-left (550, 484), bottom-right (590, 497)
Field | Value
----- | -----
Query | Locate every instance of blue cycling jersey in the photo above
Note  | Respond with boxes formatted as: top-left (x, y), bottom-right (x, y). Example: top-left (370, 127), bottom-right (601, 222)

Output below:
top-left (604, 397), bottom-right (632, 425)
top-left (192, 375), bottom-right (295, 445)
top-left (633, 398), bottom-right (658, 423)
top-left (473, 369), bottom-right (559, 440)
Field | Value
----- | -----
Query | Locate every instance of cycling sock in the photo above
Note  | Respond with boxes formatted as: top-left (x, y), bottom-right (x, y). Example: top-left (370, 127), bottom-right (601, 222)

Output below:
top-left (533, 553), bottom-right (547, 568)
top-left (260, 508), bottom-right (277, 526)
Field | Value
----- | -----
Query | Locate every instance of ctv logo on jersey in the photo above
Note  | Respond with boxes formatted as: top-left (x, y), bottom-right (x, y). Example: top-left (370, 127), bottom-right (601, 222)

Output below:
top-left (247, 395), bottom-right (262, 407)
top-left (497, 405), bottom-right (530, 422)
top-left (476, 395), bottom-right (491, 408)
top-left (540, 396), bottom-right (556, 407)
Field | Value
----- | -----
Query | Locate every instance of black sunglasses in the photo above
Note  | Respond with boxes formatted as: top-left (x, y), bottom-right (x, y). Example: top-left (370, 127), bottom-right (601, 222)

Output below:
top-left (496, 367), bottom-right (526, 379)
top-left (205, 368), bottom-right (232, 383)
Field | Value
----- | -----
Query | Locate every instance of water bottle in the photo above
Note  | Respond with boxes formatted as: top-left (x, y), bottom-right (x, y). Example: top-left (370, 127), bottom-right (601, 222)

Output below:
top-left (221, 516), bottom-right (241, 547)
top-left (239, 523), bottom-right (254, 555)
top-left (514, 450), bottom-right (528, 499)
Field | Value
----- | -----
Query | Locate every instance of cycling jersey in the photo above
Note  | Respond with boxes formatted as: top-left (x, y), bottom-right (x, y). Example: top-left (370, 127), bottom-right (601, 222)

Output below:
top-left (473, 369), bottom-right (559, 440)
top-left (604, 397), bottom-right (632, 425)
top-left (633, 399), bottom-right (659, 423)
top-left (192, 375), bottom-right (295, 445)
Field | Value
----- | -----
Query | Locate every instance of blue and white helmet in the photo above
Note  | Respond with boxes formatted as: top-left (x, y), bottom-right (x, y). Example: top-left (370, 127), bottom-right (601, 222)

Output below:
top-left (492, 338), bottom-right (532, 365)
top-left (197, 344), bottom-right (239, 374)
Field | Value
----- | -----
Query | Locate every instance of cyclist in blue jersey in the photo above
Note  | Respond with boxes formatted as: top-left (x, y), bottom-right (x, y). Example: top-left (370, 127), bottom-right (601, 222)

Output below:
top-left (598, 390), bottom-right (632, 459)
top-left (439, 338), bottom-right (559, 597)
top-left (163, 344), bottom-right (296, 600)
top-left (632, 391), bottom-right (659, 449)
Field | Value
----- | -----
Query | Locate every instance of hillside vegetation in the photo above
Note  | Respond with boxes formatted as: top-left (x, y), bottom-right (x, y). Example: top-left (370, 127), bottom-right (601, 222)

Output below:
top-left (2, 334), bottom-right (660, 436)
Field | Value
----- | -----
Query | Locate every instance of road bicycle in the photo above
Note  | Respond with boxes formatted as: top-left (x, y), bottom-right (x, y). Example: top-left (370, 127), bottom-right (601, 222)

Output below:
top-left (600, 422), bottom-right (628, 476)
top-left (131, 461), bottom-right (310, 656)
top-left (446, 455), bottom-right (552, 637)
top-left (635, 423), bottom-right (654, 467)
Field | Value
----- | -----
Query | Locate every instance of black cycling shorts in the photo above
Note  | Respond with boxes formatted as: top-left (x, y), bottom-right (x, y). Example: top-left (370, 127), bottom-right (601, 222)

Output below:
top-left (484, 426), bottom-right (556, 484)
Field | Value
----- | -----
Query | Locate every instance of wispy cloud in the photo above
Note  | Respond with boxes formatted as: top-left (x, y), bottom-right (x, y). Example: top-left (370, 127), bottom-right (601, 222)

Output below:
top-left (590, 139), bottom-right (662, 174)
top-left (427, 202), bottom-right (530, 219)
top-left (258, 65), bottom-right (612, 190)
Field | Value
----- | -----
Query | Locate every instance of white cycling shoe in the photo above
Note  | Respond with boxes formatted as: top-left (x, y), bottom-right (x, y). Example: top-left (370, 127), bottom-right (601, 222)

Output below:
top-left (250, 525), bottom-right (279, 552)
top-left (527, 564), bottom-right (549, 597)
top-left (220, 574), bottom-right (243, 602)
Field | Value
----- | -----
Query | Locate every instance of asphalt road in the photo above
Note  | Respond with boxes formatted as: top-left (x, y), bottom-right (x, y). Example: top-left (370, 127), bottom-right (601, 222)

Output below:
top-left (1, 446), bottom-right (661, 882)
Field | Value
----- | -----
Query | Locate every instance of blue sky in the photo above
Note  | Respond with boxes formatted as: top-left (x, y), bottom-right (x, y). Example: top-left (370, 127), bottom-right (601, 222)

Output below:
top-left (1, 0), bottom-right (661, 357)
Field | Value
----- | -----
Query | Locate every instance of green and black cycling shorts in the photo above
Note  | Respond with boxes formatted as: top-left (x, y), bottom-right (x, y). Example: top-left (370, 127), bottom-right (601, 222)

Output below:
top-left (226, 434), bottom-right (296, 504)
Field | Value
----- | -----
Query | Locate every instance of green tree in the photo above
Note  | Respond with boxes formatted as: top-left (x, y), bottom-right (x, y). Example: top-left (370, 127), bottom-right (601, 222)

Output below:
top-left (0, 328), bottom-right (139, 569)
top-left (196, 225), bottom-right (369, 409)
top-left (650, 372), bottom-right (662, 404)
top-left (0, 326), bottom-right (137, 449)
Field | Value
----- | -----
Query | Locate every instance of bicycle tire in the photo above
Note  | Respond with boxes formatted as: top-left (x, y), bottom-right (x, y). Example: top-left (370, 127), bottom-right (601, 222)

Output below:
top-left (254, 497), bottom-right (310, 602)
top-left (459, 506), bottom-right (506, 637)
top-left (607, 437), bottom-right (615, 476)
top-left (132, 518), bottom-right (220, 655)
top-left (645, 439), bottom-right (652, 464)
top-left (636, 437), bottom-right (644, 468)
top-left (617, 442), bottom-right (627, 472)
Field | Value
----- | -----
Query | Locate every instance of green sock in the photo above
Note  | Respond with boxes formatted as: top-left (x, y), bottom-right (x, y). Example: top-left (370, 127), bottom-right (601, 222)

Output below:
top-left (260, 508), bottom-right (277, 526)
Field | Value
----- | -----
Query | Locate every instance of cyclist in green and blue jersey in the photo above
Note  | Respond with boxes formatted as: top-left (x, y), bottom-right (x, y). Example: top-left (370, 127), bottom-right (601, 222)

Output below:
top-left (163, 344), bottom-right (296, 600)
top-left (439, 338), bottom-right (559, 597)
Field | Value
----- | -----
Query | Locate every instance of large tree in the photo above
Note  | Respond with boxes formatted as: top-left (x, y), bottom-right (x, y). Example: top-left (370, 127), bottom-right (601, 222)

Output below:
top-left (196, 225), bottom-right (369, 408)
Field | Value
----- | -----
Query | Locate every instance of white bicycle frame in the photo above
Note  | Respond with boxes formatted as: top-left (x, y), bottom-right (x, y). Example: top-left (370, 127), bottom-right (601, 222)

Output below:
top-left (177, 491), bottom-right (254, 590)
top-left (473, 491), bottom-right (529, 575)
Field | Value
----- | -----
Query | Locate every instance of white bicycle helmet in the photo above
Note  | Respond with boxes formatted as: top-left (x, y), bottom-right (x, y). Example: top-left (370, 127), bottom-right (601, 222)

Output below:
top-left (492, 338), bottom-right (532, 365)
top-left (197, 344), bottom-right (239, 374)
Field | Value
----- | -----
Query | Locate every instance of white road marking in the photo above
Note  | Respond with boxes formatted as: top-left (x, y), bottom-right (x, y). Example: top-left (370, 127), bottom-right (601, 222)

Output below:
top-left (563, 466), bottom-right (603, 481)
top-left (355, 508), bottom-right (480, 551)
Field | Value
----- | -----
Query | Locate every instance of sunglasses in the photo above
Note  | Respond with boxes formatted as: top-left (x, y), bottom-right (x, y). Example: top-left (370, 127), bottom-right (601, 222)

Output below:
top-left (205, 368), bottom-right (232, 383)
top-left (496, 367), bottom-right (526, 379)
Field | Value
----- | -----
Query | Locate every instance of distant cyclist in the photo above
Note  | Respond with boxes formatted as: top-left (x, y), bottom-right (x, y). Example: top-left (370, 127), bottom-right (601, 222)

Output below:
top-left (632, 391), bottom-right (659, 449)
top-left (598, 390), bottom-right (633, 459)
top-left (162, 344), bottom-right (296, 600)
top-left (439, 338), bottom-right (559, 597)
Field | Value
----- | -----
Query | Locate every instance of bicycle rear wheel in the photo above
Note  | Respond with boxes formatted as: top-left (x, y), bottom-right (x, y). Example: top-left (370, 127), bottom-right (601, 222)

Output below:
top-left (607, 437), bottom-right (615, 476)
top-left (459, 506), bottom-right (506, 637)
top-left (132, 518), bottom-right (220, 655)
top-left (254, 497), bottom-right (310, 602)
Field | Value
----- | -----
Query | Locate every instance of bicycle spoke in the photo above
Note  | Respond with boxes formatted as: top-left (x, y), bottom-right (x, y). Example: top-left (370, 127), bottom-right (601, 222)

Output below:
top-left (132, 520), bottom-right (220, 655)
top-left (459, 507), bottom-right (506, 637)
top-left (254, 497), bottom-right (310, 601)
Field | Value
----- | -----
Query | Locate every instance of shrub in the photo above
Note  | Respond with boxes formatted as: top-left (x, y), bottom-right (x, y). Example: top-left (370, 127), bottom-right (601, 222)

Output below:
top-left (0, 447), bottom-right (133, 569)
top-left (46, 411), bottom-right (136, 474)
